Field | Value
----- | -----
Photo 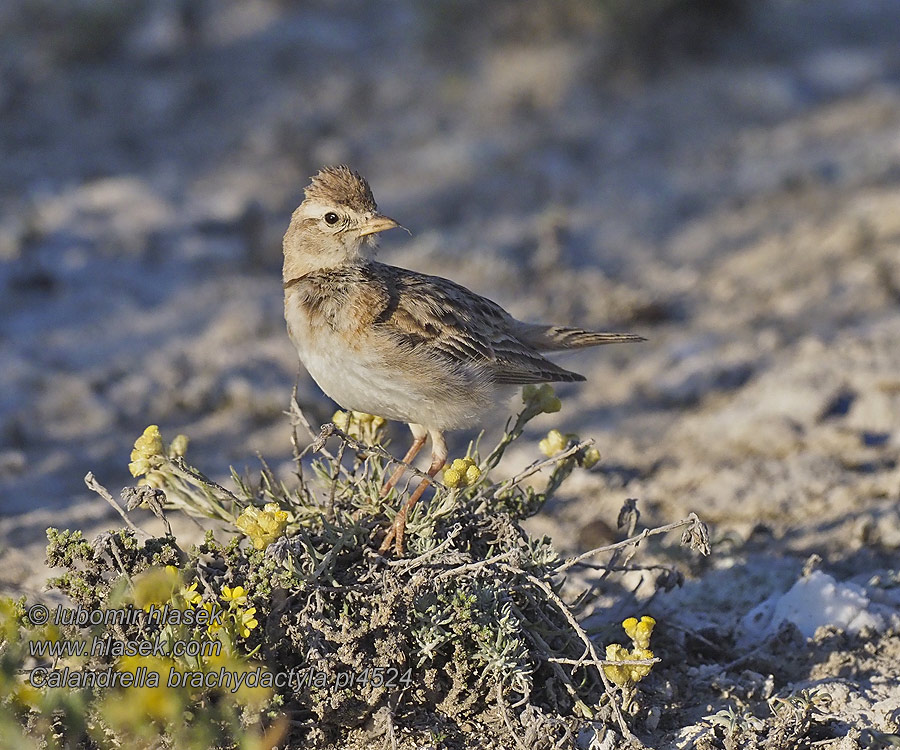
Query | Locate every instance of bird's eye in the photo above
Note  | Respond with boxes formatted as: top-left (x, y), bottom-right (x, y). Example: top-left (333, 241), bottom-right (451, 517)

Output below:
top-left (324, 212), bottom-right (339, 225)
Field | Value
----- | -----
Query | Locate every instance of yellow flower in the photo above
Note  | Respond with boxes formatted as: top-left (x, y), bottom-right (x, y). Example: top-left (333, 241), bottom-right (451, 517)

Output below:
top-left (539, 429), bottom-right (569, 457)
top-left (180, 581), bottom-right (202, 607)
top-left (522, 384), bottom-right (562, 414)
top-left (201, 601), bottom-right (224, 636)
top-left (443, 467), bottom-right (462, 487)
top-left (332, 410), bottom-right (386, 444)
top-left (443, 457), bottom-right (481, 489)
top-left (107, 656), bottom-right (182, 724)
top-left (332, 410), bottom-right (351, 432)
top-left (604, 643), bottom-right (631, 686)
top-left (134, 425), bottom-right (164, 455)
top-left (129, 425), bottom-right (165, 477)
top-left (604, 644), bottom-right (654, 686)
top-left (352, 411), bottom-right (385, 429)
top-left (603, 615), bottom-right (657, 687)
top-left (221, 585), bottom-right (248, 607)
top-left (623, 615), bottom-right (656, 650)
top-left (132, 566), bottom-right (181, 611)
top-left (235, 503), bottom-right (289, 549)
top-left (128, 458), bottom-right (151, 477)
top-left (257, 503), bottom-right (289, 534)
top-left (237, 607), bottom-right (258, 638)
top-left (168, 434), bottom-right (189, 458)
top-left (582, 447), bottom-right (601, 469)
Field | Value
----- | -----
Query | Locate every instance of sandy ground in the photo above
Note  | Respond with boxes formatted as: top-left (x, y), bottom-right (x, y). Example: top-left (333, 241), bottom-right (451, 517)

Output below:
top-left (1, 1), bottom-right (899, 746)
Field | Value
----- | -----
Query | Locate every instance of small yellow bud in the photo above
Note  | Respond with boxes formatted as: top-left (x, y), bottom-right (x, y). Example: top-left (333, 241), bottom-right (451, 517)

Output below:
top-left (539, 429), bottom-right (568, 457)
top-left (235, 503), bottom-right (289, 549)
top-left (582, 447), bottom-right (601, 469)
top-left (542, 395), bottom-right (562, 413)
top-left (128, 458), bottom-right (152, 478)
top-left (168, 434), bottom-right (189, 458)
top-left (134, 426), bottom-right (164, 455)
top-left (603, 643), bottom-right (632, 687)
top-left (605, 616), bottom-right (657, 687)
top-left (332, 410), bottom-right (384, 443)
top-left (130, 425), bottom-right (166, 476)
top-left (443, 457), bottom-right (480, 489)
top-left (522, 384), bottom-right (562, 414)
top-left (624, 615), bottom-right (656, 649)
top-left (629, 648), bottom-right (654, 682)
top-left (443, 467), bottom-right (464, 489)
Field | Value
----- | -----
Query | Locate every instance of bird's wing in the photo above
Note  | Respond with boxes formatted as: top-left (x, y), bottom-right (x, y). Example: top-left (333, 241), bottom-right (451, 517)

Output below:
top-left (370, 263), bottom-right (585, 385)
top-left (512, 322), bottom-right (646, 351)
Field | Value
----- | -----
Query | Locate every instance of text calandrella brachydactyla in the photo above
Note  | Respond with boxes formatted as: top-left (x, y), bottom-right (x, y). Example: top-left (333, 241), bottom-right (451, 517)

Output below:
top-left (28, 665), bottom-right (414, 693)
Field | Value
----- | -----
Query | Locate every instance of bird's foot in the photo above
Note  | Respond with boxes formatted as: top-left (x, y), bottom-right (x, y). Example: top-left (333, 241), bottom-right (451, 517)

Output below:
top-left (377, 510), bottom-right (408, 557)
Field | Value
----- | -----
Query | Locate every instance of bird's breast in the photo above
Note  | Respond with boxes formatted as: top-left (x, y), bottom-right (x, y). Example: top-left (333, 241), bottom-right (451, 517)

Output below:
top-left (283, 286), bottom-right (492, 430)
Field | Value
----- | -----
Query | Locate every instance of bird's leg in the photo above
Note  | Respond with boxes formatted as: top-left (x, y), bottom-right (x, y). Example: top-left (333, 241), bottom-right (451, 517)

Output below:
top-left (379, 430), bottom-right (447, 556)
top-left (380, 424), bottom-right (427, 497)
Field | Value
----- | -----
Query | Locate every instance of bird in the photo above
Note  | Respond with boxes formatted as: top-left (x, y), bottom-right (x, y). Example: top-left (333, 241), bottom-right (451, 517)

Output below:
top-left (282, 165), bottom-right (644, 555)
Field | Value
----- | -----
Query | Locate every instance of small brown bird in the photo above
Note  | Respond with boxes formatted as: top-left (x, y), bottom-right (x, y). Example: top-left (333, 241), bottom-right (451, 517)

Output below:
top-left (282, 166), bottom-right (643, 555)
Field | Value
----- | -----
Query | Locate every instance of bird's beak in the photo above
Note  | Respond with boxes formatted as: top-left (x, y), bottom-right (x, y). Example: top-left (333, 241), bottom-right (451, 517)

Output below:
top-left (357, 214), bottom-right (400, 237)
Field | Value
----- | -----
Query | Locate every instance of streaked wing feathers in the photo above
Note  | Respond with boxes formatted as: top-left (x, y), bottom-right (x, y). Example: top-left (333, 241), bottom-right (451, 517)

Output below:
top-left (372, 264), bottom-right (584, 384)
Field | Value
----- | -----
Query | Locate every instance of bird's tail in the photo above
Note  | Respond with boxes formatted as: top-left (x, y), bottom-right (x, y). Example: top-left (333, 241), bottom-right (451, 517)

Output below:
top-left (515, 323), bottom-right (646, 352)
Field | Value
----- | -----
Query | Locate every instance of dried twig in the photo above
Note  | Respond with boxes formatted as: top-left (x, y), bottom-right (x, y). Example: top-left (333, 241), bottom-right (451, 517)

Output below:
top-left (504, 563), bottom-right (637, 741)
top-left (326, 440), bottom-right (346, 521)
top-left (167, 457), bottom-right (239, 522)
top-left (512, 603), bottom-right (598, 719)
top-left (472, 441), bottom-right (590, 512)
top-left (326, 424), bottom-right (439, 485)
top-left (546, 656), bottom-right (659, 668)
top-left (555, 513), bottom-right (710, 575)
top-left (434, 549), bottom-right (518, 581)
top-left (85, 473), bottom-right (151, 538)
top-left (496, 682), bottom-right (530, 750)
top-left (385, 523), bottom-right (462, 569)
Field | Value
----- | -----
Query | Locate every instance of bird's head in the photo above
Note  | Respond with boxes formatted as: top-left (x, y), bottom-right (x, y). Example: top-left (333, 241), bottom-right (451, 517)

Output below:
top-left (283, 165), bottom-right (400, 278)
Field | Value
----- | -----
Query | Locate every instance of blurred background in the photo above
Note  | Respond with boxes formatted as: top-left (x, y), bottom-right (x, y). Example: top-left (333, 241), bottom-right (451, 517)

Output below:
top-left (1, 0), bottom-right (900, 594)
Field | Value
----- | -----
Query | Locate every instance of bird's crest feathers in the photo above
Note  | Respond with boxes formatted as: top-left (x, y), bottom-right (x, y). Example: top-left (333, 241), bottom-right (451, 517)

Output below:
top-left (304, 165), bottom-right (377, 213)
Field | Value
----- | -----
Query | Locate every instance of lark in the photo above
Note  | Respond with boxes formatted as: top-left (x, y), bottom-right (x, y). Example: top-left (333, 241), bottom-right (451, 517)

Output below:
top-left (283, 165), bottom-right (643, 555)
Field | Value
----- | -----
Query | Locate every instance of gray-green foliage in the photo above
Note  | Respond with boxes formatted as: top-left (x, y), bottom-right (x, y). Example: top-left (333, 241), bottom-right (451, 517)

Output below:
top-left (18, 388), bottom-right (708, 749)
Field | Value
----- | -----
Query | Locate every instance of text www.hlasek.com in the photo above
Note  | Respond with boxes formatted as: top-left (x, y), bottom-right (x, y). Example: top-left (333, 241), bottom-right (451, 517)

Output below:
top-left (29, 634), bottom-right (221, 659)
